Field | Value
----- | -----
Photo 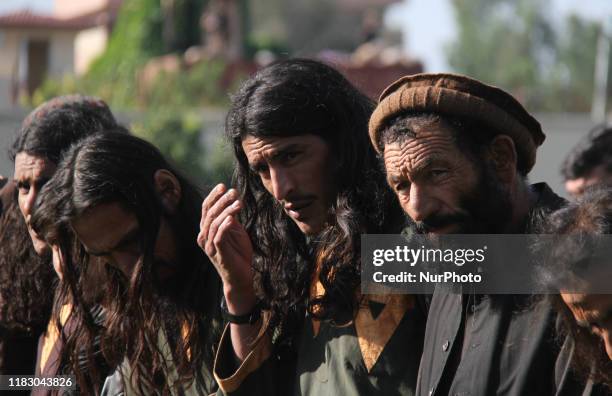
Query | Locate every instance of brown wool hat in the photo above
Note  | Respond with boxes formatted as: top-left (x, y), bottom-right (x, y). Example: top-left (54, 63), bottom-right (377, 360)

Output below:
top-left (368, 73), bottom-right (545, 173)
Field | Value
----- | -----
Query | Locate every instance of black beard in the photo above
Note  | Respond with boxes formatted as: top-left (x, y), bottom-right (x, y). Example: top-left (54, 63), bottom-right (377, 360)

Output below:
top-left (411, 163), bottom-right (514, 234)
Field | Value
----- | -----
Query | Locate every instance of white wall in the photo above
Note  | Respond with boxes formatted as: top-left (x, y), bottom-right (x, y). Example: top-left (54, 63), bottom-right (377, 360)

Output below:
top-left (53, 0), bottom-right (108, 18)
top-left (74, 25), bottom-right (107, 75)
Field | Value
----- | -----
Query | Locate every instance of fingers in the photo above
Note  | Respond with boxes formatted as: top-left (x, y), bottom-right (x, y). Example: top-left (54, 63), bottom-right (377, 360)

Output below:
top-left (202, 188), bottom-right (239, 243)
top-left (202, 183), bottom-right (226, 208)
top-left (199, 183), bottom-right (227, 248)
top-left (198, 183), bottom-right (246, 261)
top-left (213, 215), bottom-right (235, 247)
top-left (201, 183), bottom-right (227, 226)
top-left (207, 199), bottom-right (242, 253)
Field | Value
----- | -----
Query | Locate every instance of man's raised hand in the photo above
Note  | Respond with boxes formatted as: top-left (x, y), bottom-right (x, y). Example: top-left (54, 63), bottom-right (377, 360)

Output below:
top-left (198, 184), bottom-right (254, 301)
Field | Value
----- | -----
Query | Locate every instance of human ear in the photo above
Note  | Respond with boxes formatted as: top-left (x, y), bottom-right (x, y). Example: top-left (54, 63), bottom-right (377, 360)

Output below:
top-left (153, 169), bottom-right (182, 214)
top-left (487, 135), bottom-right (518, 184)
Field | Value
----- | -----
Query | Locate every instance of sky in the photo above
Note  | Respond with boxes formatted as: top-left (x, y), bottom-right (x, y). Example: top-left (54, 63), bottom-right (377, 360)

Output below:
top-left (0, 0), bottom-right (51, 14)
top-left (2, 0), bottom-right (612, 73)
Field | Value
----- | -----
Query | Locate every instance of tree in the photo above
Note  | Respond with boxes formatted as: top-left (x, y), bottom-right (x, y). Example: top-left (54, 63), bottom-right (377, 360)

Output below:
top-left (446, 0), bottom-right (602, 112)
top-left (547, 15), bottom-right (601, 112)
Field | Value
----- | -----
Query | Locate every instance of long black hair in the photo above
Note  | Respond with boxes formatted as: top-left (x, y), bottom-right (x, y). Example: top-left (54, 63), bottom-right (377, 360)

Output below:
top-left (10, 94), bottom-right (120, 163)
top-left (0, 187), bottom-right (55, 335)
top-left (31, 132), bottom-right (222, 394)
top-left (1, 94), bottom-right (121, 372)
top-left (226, 58), bottom-right (405, 336)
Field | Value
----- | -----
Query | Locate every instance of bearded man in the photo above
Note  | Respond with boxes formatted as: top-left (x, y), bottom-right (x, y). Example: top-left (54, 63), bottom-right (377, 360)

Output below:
top-left (368, 74), bottom-right (592, 395)
top-left (199, 58), bottom-right (426, 395)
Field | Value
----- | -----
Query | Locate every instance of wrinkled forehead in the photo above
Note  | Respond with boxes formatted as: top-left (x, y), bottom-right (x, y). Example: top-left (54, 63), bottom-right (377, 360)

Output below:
top-left (241, 134), bottom-right (317, 161)
top-left (14, 152), bottom-right (57, 179)
top-left (382, 127), bottom-right (459, 173)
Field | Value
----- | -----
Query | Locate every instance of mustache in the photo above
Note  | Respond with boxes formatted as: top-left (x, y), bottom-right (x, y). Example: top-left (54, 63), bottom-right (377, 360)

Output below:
top-left (414, 212), bottom-right (471, 234)
top-left (281, 194), bottom-right (316, 207)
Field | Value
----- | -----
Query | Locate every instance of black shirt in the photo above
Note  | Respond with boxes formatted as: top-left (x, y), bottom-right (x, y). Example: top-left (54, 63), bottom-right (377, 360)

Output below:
top-left (415, 183), bottom-right (590, 396)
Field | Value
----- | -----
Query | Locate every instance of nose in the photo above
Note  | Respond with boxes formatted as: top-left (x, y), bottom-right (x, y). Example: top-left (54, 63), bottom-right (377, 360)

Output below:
top-left (22, 188), bottom-right (38, 219)
top-left (269, 166), bottom-right (295, 201)
top-left (406, 184), bottom-right (437, 223)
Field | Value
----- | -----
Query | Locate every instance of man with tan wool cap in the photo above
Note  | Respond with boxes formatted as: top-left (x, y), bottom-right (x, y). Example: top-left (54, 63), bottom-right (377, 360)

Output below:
top-left (370, 74), bottom-right (597, 395)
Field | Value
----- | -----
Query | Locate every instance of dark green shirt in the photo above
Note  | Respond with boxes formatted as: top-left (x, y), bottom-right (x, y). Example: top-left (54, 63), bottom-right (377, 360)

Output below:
top-left (214, 294), bottom-right (427, 395)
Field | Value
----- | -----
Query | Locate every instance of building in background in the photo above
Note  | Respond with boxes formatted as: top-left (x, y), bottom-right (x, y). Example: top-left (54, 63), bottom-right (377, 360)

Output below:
top-left (0, 0), bottom-right (122, 107)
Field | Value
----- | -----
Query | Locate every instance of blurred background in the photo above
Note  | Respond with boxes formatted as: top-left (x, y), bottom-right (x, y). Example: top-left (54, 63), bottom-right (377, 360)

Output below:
top-left (0, 0), bottom-right (611, 197)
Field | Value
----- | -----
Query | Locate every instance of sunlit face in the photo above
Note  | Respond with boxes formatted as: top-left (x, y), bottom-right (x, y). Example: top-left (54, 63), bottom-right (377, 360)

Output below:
top-left (71, 202), bottom-right (178, 279)
top-left (14, 152), bottom-right (57, 255)
top-left (565, 165), bottom-right (612, 199)
top-left (242, 134), bottom-right (336, 235)
top-left (561, 292), bottom-right (612, 360)
top-left (382, 120), bottom-right (487, 234)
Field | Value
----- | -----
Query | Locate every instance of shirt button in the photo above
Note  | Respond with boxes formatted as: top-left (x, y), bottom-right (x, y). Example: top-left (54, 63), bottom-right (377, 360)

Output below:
top-left (442, 340), bottom-right (450, 351)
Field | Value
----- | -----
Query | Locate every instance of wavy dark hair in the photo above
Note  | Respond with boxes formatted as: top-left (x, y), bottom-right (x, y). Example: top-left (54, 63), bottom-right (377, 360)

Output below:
top-left (10, 94), bottom-right (120, 163)
top-left (0, 186), bottom-right (55, 335)
top-left (226, 58), bottom-right (405, 335)
top-left (31, 132), bottom-right (222, 395)
top-left (537, 186), bottom-right (612, 388)
top-left (2, 94), bottom-right (121, 381)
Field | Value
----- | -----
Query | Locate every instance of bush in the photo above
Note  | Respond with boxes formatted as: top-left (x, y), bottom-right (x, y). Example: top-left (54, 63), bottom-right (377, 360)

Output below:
top-left (131, 109), bottom-right (233, 189)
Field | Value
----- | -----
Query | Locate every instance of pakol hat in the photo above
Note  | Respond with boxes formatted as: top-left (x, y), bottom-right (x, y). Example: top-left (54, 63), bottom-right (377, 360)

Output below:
top-left (368, 73), bottom-right (545, 173)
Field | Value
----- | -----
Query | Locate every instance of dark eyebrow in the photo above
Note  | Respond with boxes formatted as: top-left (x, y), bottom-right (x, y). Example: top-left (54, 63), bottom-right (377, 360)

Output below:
top-left (249, 143), bottom-right (303, 172)
top-left (389, 158), bottom-right (433, 183)
top-left (86, 225), bottom-right (141, 257)
top-left (270, 143), bottom-right (302, 160)
top-left (16, 176), bottom-right (51, 188)
top-left (411, 158), bottom-right (435, 176)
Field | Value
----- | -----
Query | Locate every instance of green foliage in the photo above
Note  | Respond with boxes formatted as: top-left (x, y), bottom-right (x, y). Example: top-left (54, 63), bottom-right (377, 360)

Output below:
top-left (145, 59), bottom-right (230, 108)
top-left (131, 109), bottom-right (233, 187)
top-left (29, 75), bottom-right (80, 107)
top-left (161, 0), bottom-right (209, 52)
top-left (245, 35), bottom-right (290, 58)
top-left (84, 0), bottom-right (165, 108)
top-left (28, 0), bottom-right (236, 186)
top-left (72, 0), bottom-right (210, 108)
top-left (447, 0), bottom-right (603, 112)
top-left (546, 15), bottom-right (601, 112)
